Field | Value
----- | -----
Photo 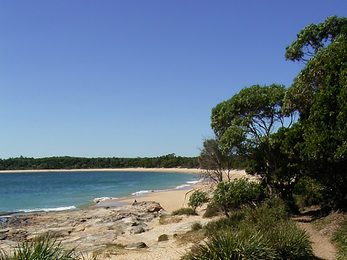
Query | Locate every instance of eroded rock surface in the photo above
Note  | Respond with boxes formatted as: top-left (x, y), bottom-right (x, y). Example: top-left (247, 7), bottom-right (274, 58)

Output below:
top-left (0, 201), bottom-right (164, 254)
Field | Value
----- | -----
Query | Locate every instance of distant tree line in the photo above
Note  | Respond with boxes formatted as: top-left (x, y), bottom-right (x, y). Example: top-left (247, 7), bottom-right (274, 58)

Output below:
top-left (0, 154), bottom-right (199, 170)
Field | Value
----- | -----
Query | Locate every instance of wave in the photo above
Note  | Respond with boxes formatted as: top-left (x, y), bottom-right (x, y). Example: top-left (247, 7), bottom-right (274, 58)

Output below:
top-left (175, 184), bottom-right (191, 189)
top-left (131, 177), bottom-right (203, 196)
top-left (131, 190), bottom-right (155, 196)
top-left (93, 197), bottom-right (118, 204)
top-left (18, 206), bottom-right (76, 213)
top-left (186, 178), bottom-right (204, 184)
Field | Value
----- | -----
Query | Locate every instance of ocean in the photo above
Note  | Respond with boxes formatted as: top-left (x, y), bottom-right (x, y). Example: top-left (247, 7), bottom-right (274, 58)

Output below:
top-left (0, 170), bottom-right (200, 214)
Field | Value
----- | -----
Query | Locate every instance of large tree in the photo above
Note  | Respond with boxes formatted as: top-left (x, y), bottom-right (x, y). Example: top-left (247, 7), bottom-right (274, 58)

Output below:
top-left (211, 84), bottom-right (297, 196)
top-left (284, 16), bottom-right (347, 208)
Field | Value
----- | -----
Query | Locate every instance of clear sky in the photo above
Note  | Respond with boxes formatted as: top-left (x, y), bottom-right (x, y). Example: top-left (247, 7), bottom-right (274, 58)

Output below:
top-left (1, 1), bottom-right (346, 159)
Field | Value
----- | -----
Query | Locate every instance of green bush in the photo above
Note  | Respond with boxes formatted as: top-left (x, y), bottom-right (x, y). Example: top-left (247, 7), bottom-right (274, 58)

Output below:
top-left (202, 203), bottom-right (221, 218)
top-left (243, 197), bottom-right (289, 230)
top-left (293, 177), bottom-right (324, 209)
top-left (158, 234), bottom-right (169, 242)
top-left (213, 178), bottom-right (261, 216)
top-left (191, 222), bottom-right (202, 231)
top-left (204, 211), bottom-right (246, 236)
top-left (1, 235), bottom-right (80, 260)
top-left (172, 208), bottom-right (197, 216)
top-left (188, 191), bottom-right (209, 210)
top-left (184, 199), bottom-right (313, 260)
top-left (266, 221), bottom-right (313, 259)
top-left (333, 218), bottom-right (347, 260)
top-left (182, 230), bottom-right (277, 260)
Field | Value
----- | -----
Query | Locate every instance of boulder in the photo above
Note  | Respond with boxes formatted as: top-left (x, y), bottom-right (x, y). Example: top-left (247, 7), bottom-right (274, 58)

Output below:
top-left (125, 242), bottom-right (148, 249)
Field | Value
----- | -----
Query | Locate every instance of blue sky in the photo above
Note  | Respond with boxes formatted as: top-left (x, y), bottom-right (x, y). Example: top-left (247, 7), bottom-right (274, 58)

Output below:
top-left (1, 1), bottom-right (346, 158)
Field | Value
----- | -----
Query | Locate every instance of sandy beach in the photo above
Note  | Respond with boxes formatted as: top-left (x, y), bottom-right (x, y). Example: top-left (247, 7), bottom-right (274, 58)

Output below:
top-left (0, 169), bottom-right (249, 259)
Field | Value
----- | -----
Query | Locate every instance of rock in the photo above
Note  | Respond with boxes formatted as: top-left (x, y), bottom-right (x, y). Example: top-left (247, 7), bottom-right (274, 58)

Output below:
top-left (125, 242), bottom-right (148, 249)
top-left (0, 229), bottom-right (9, 240)
top-left (47, 228), bottom-right (72, 238)
top-left (130, 226), bottom-right (145, 234)
top-left (122, 216), bottom-right (139, 226)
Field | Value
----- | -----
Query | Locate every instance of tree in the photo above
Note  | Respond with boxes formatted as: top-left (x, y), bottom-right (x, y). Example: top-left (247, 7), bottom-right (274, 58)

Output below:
top-left (284, 16), bottom-right (347, 209)
top-left (199, 138), bottom-right (233, 182)
top-left (213, 178), bottom-right (261, 217)
top-left (188, 190), bottom-right (209, 210)
top-left (211, 84), bottom-right (295, 193)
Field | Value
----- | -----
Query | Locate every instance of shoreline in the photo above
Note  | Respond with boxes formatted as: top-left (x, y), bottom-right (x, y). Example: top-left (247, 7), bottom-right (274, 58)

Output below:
top-left (0, 167), bottom-right (204, 174)
top-left (0, 182), bottom-right (199, 217)
top-left (0, 170), bottom-right (206, 216)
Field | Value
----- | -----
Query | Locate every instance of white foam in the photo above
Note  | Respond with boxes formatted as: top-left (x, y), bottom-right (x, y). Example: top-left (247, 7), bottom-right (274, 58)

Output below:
top-left (93, 197), bottom-right (118, 203)
top-left (131, 190), bottom-right (154, 196)
top-left (175, 184), bottom-right (191, 189)
top-left (18, 206), bottom-right (76, 213)
top-left (186, 180), bottom-right (201, 184)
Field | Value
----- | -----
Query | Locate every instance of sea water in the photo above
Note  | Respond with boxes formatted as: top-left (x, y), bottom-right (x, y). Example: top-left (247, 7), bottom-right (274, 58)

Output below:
top-left (0, 171), bottom-right (200, 214)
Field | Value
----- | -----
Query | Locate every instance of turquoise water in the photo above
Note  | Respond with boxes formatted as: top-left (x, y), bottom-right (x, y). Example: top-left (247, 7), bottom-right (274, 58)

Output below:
top-left (0, 171), bottom-right (199, 214)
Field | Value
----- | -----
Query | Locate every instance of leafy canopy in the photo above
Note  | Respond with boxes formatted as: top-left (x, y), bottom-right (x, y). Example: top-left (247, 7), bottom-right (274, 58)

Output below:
top-left (211, 84), bottom-right (292, 155)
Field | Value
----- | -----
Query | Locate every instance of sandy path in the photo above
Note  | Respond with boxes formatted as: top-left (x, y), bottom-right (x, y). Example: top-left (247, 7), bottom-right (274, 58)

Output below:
top-left (296, 221), bottom-right (336, 260)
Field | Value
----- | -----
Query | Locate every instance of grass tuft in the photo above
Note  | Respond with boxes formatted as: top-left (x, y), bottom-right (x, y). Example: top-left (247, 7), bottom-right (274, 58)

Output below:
top-left (202, 203), bottom-right (221, 218)
top-left (172, 208), bottom-right (197, 216)
top-left (191, 222), bottom-right (202, 231)
top-left (158, 234), bottom-right (169, 242)
top-left (0, 234), bottom-right (82, 260)
top-left (333, 217), bottom-right (347, 260)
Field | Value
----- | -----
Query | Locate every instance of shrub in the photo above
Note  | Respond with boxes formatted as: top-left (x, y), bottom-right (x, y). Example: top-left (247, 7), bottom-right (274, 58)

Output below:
top-left (204, 211), bottom-right (245, 236)
top-left (182, 230), bottom-right (277, 260)
top-left (159, 215), bottom-right (182, 225)
top-left (184, 199), bottom-right (313, 260)
top-left (333, 218), bottom-right (347, 260)
top-left (293, 177), bottom-right (324, 209)
top-left (188, 191), bottom-right (209, 210)
top-left (266, 221), bottom-right (313, 259)
top-left (2, 234), bottom-right (80, 260)
top-left (172, 208), bottom-right (197, 216)
top-left (158, 234), bottom-right (169, 242)
top-left (202, 203), bottom-right (221, 218)
top-left (191, 222), bottom-right (202, 231)
top-left (213, 178), bottom-right (261, 217)
top-left (243, 197), bottom-right (289, 230)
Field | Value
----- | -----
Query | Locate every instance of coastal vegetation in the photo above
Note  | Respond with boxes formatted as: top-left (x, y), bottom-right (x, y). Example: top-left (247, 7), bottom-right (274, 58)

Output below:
top-left (0, 235), bottom-right (83, 260)
top-left (185, 15), bottom-right (347, 259)
top-left (1, 15), bottom-right (346, 260)
top-left (204, 15), bottom-right (347, 212)
top-left (188, 190), bottom-right (209, 211)
top-left (0, 154), bottom-right (199, 170)
top-left (184, 198), bottom-right (313, 260)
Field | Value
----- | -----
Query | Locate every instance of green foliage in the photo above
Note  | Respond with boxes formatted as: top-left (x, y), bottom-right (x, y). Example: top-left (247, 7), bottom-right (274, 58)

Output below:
top-left (284, 16), bottom-right (347, 208)
top-left (188, 191), bottom-right (209, 210)
top-left (191, 222), bottom-right (202, 231)
top-left (182, 231), bottom-right (277, 260)
top-left (1, 235), bottom-right (80, 260)
top-left (293, 177), bottom-right (325, 208)
top-left (210, 84), bottom-right (298, 204)
top-left (171, 208), bottom-right (197, 216)
top-left (202, 203), bottom-right (221, 218)
top-left (211, 84), bottom-right (289, 154)
top-left (204, 211), bottom-right (246, 236)
top-left (333, 218), bottom-right (347, 260)
top-left (213, 178), bottom-right (261, 216)
top-left (0, 154), bottom-right (199, 170)
top-left (184, 199), bottom-right (313, 260)
top-left (158, 234), bottom-right (169, 242)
